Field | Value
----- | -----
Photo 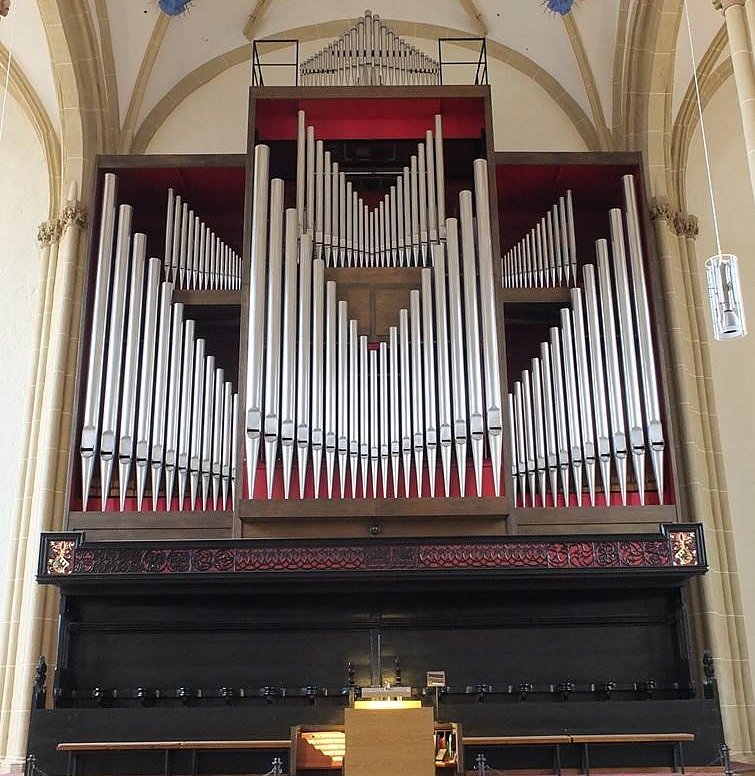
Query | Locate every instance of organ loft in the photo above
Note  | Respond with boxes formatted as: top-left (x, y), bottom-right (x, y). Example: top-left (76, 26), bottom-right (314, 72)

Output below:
top-left (16, 10), bottom-right (731, 776)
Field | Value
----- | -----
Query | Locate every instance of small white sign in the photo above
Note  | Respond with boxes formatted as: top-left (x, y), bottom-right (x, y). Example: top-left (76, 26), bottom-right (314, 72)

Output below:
top-left (426, 671), bottom-right (446, 687)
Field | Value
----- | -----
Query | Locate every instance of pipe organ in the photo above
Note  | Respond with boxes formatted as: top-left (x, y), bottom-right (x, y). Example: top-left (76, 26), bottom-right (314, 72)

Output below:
top-left (71, 96), bottom-right (675, 525)
top-left (32, 20), bottom-right (722, 776)
top-left (507, 175), bottom-right (666, 509)
top-left (244, 114), bottom-right (502, 502)
top-left (300, 10), bottom-right (441, 87)
top-left (79, 172), bottom-right (241, 513)
top-left (66, 16), bottom-right (678, 537)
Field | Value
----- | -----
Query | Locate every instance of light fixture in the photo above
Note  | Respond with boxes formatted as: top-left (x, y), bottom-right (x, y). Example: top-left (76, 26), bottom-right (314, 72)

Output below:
top-left (158, 0), bottom-right (192, 17)
top-left (684, 0), bottom-right (747, 339)
top-left (354, 699), bottom-right (423, 709)
top-left (545, 0), bottom-right (575, 14)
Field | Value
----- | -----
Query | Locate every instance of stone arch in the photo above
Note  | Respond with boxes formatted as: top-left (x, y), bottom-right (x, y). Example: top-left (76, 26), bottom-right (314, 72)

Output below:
top-left (0, 41), bottom-right (60, 216)
top-left (671, 25), bottom-right (729, 210)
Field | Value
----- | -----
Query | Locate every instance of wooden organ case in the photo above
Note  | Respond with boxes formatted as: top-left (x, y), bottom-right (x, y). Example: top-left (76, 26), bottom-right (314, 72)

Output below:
top-left (32, 19), bottom-right (723, 776)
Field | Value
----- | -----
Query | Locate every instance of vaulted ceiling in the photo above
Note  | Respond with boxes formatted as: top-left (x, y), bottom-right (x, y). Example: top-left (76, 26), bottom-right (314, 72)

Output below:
top-left (0, 0), bottom-right (729, 159)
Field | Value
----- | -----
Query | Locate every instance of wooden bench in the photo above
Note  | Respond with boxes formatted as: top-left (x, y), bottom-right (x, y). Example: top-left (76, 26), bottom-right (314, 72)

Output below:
top-left (571, 733), bottom-right (695, 775)
top-left (463, 735), bottom-right (572, 775)
top-left (462, 732), bottom-right (695, 775)
top-left (56, 739), bottom-right (291, 776)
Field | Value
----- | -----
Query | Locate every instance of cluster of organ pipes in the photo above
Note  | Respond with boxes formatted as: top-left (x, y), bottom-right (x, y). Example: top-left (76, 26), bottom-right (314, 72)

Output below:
top-left (503, 191), bottom-right (578, 289)
top-left (296, 111), bottom-right (447, 268)
top-left (162, 188), bottom-right (242, 291)
top-left (79, 173), bottom-right (239, 512)
top-left (507, 174), bottom-right (666, 508)
top-left (245, 114), bottom-right (503, 500)
top-left (299, 10), bottom-right (440, 87)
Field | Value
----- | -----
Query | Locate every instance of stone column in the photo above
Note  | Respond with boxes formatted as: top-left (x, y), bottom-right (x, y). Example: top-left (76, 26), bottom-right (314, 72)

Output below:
top-left (650, 196), bottom-right (755, 759)
top-left (0, 189), bottom-right (87, 771)
top-left (744, 0), bottom-right (755, 65)
top-left (715, 0), bottom-right (755, 205)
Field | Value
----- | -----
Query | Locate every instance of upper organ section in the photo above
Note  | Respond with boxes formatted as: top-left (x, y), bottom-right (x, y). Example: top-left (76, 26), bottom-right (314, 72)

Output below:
top-left (299, 10), bottom-right (442, 87)
top-left (65, 85), bottom-right (678, 542)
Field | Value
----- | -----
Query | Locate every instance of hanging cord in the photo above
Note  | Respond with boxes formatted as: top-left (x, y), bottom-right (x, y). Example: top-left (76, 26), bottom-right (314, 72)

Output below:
top-left (0, 0), bottom-right (17, 146)
top-left (683, 0), bottom-right (724, 259)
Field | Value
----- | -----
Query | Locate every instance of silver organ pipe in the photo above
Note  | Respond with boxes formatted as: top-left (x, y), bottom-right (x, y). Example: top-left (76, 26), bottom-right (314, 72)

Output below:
top-left (188, 337), bottom-right (205, 510)
top-left (446, 219), bottom-right (469, 497)
top-left (473, 159), bottom-right (504, 497)
top-left (296, 110), bottom-right (306, 233)
top-left (570, 289), bottom-right (597, 506)
top-left (505, 188), bottom-right (667, 509)
top-left (99, 204), bottom-right (133, 510)
top-left (211, 366), bottom-right (224, 509)
top-left (399, 309), bottom-right (412, 497)
top-left (337, 300), bottom-right (349, 497)
top-left (177, 319), bottom-right (195, 509)
top-left (306, 253), bottom-right (322, 499)
top-left (79, 115), bottom-right (667, 517)
top-left (549, 325), bottom-right (571, 506)
top-left (459, 190), bottom-right (485, 497)
top-left (323, 279), bottom-right (337, 498)
top-left (280, 208), bottom-right (298, 499)
top-left (322, 278), bottom-right (339, 498)
top-left (410, 290), bottom-right (425, 496)
top-left (503, 190), bottom-right (578, 290)
top-left (359, 335), bottom-right (369, 496)
top-left (531, 357), bottom-right (547, 505)
top-left (262, 180), bottom-right (285, 499)
top-left (560, 307), bottom-right (584, 506)
top-left (597, 238), bottom-right (629, 505)
top-left (116, 234), bottom-right (146, 511)
top-left (150, 280), bottom-right (174, 510)
top-left (582, 265), bottom-right (612, 505)
top-left (370, 347), bottom-right (379, 498)
top-left (610, 210), bottom-right (646, 503)
top-left (421, 269), bottom-right (438, 498)
top-left (245, 144), bottom-right (270, 498)
top-left (79, 189), bottom-right (242, 515)
top-left (199, 358), bottom-right (217, 510)
top-left (300, 12), bottom-right (440, 87)
top-left (434, 114), bottom-right (446, 240)
top-left (539, 341), bottom-right (559, 504)
top-left (349, 318), bottom-right (359, 498)
top-left (623, 174), bottom-right (665, 502)
top-left (432, 244), bottom-right (453, 498)
top-left (379, 342), bottom-right (389, 498)
top-left (221, 380), bottom-right (233, 510)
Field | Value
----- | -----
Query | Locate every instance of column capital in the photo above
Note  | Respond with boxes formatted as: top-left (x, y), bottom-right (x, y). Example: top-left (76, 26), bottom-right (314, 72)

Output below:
top-left (60, 203), bottom-right (87, 230)
top-left (36, 218), bottom-right (62, 247)
top-left (712, 0), bottom-right (745, 12)
top-left (649, 196), bottom-right (699, 239)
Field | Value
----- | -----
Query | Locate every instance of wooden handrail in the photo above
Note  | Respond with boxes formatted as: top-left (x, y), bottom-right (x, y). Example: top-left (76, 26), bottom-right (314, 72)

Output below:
top-left (56, 740), bottom-right (290, 752)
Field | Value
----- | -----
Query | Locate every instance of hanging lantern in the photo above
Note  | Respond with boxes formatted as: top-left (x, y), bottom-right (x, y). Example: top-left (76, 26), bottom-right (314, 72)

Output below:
top-left (705, 253), bottom-right (747, 340)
